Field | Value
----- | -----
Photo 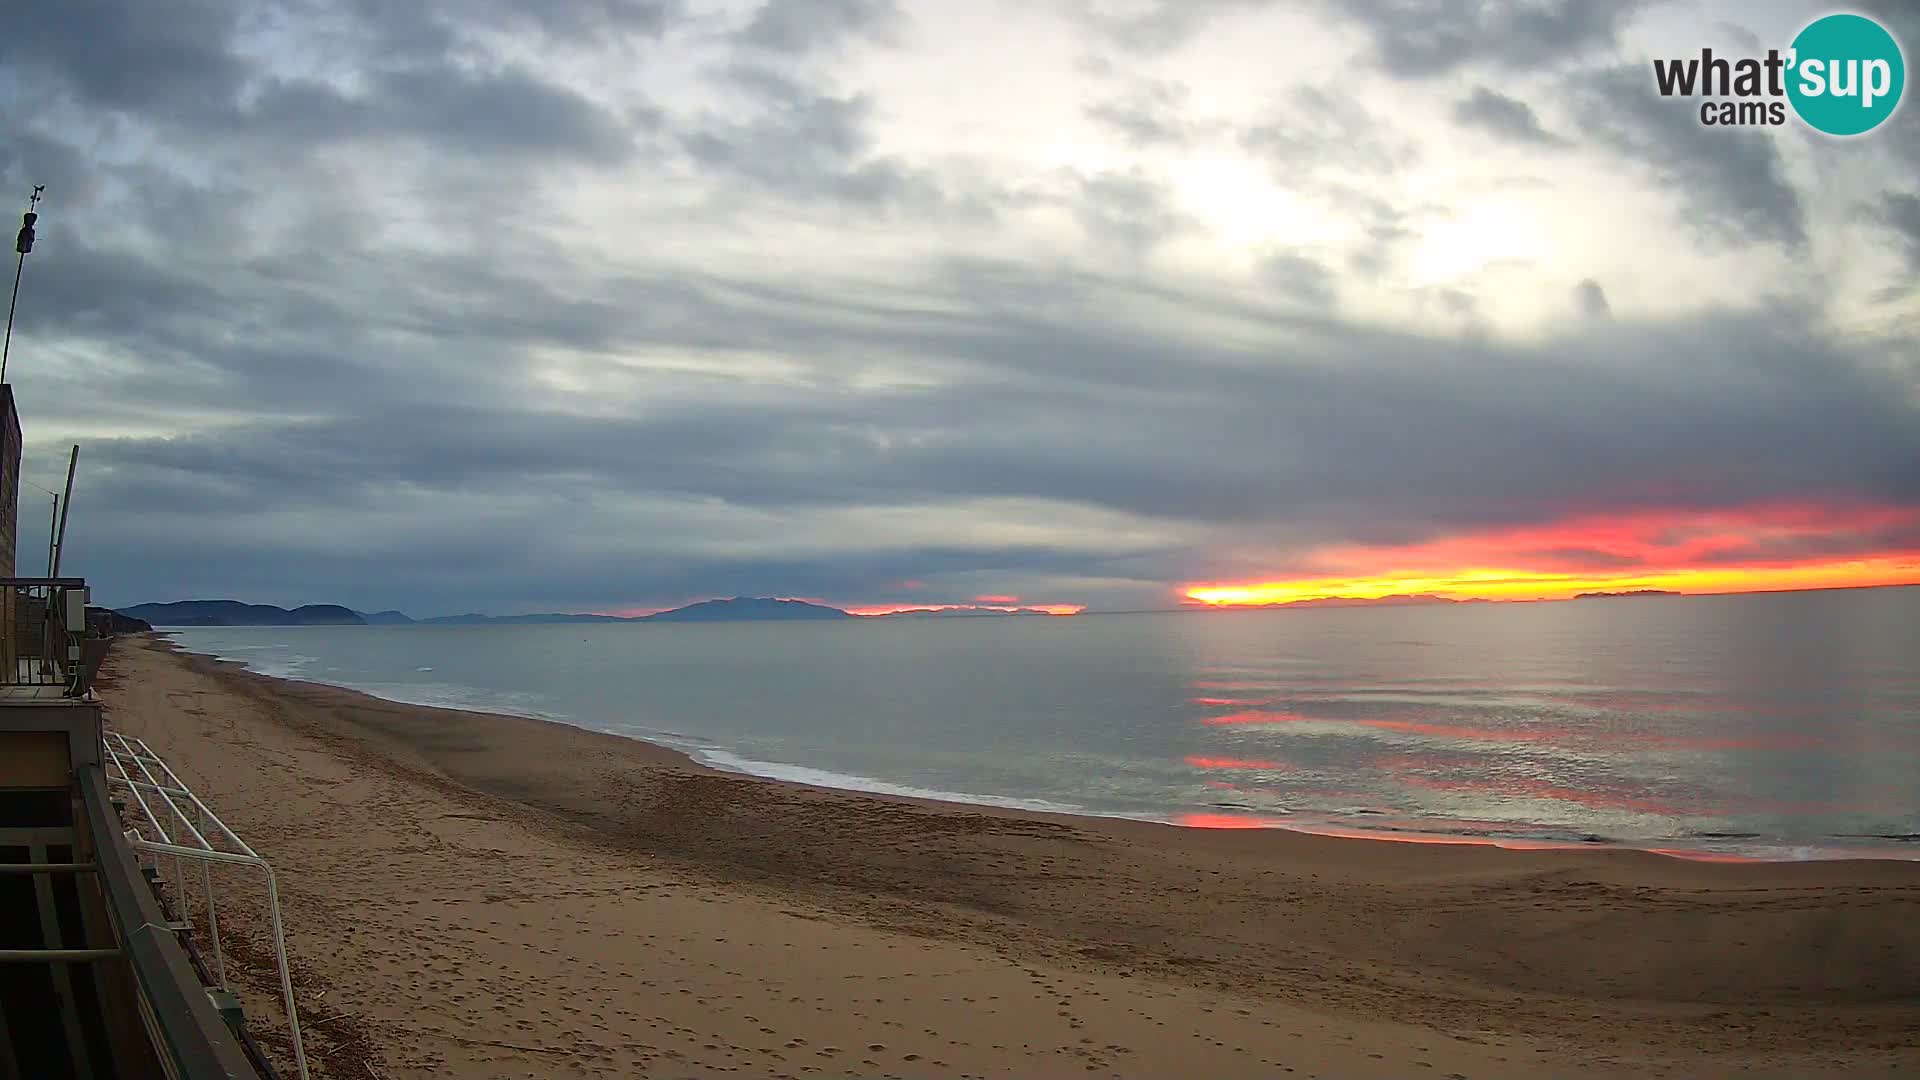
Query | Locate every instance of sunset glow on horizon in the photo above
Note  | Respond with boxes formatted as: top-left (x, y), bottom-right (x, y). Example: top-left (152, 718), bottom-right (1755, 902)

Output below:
top-left (843, 602), bottom-right (1087, 616)
top-left (1184, 503), bottom-right (1920, 606)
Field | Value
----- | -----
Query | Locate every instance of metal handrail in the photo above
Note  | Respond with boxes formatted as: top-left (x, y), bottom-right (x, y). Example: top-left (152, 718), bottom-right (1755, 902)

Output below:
top-left (0, 948), bottom-right (122, 962)
top-left (103, 730), bottom-right (310, 1080)
top-left (77, 766), bottom-right (259, 1079)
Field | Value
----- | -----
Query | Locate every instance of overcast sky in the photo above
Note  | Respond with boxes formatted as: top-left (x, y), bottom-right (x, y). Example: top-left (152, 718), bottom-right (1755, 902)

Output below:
top-left (3, 0), bottom-right (1917, 615)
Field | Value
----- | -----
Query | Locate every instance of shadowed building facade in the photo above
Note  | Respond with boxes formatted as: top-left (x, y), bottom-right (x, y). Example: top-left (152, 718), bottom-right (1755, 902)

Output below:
top-left (1, 386), bottom-right (16, 576)
top-left (1, 387), bottom-right (17, 680)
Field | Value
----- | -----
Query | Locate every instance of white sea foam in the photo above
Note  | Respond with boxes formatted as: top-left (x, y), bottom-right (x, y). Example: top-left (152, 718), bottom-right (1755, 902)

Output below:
top-left (232, 652), bottom-right (318, 680)
top-left (176, 641), bottom-right (569, 723)
top-left (694, 749), bottom-right (1093, 816)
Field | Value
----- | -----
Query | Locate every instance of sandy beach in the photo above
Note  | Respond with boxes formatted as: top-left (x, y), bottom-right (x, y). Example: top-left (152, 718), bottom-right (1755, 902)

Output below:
top-left (96, 633), bottom-right (1919, 1079)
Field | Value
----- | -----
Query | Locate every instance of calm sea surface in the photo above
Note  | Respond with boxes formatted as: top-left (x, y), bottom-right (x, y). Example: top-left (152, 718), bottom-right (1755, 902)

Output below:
top-left (169, 587), bottom-right (1920, 860)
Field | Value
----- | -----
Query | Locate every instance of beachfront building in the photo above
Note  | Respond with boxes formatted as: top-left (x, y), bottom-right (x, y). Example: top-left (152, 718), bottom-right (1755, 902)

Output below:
top-left (0, 384), bottom-right (272, 1078)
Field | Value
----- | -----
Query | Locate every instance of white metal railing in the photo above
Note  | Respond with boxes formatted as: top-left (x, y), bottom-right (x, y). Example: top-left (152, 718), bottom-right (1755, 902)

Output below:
top-left (102, 728), bottom-right (310, 1080)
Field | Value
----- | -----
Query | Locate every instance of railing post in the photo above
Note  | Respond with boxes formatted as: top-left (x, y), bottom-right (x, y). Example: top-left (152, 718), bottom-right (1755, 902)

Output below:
top-left (197, 801), bottom-right (225, 989)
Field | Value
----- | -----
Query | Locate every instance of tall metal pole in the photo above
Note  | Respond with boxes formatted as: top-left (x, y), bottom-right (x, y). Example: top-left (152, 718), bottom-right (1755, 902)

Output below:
top-left (51, 445), bottom-right (77, 578)
top-left (2, 186), bottom-right (44, 385)
top-left (46, 494), bottom-right (58, 577)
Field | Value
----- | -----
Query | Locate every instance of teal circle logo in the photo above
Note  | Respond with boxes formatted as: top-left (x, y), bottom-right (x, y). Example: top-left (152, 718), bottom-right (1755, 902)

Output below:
top-left (1787, 13), bottom-right (1905, 136)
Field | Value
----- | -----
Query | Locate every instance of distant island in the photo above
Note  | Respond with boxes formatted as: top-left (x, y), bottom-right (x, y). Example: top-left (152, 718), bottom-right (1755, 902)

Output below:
top-left (114, 596), bottom-right (1059, 627)
top-left (645, 597), bottom-right (851, 622)
top-left (1574, 590), bottom-right (1682, 599)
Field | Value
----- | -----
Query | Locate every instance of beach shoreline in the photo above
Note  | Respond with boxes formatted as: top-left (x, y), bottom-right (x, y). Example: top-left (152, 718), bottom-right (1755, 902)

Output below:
top-left (162, 630), bottom-right (1917, 866)
top-left (100, 632), bottom-right (1920, 1078)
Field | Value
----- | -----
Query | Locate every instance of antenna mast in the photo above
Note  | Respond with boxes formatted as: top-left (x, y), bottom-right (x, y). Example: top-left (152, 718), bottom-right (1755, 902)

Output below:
top-left (51, 444), bottom-right (77, 578)
top-left (3, 185), bottom-right (45, 385)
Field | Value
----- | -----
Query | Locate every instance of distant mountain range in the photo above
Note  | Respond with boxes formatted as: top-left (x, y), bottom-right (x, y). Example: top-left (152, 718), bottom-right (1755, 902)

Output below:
top-left (114, 596), bottom-right (1018, 627)
top-left (1574, 589), bottom-right (1681, 599)
top-left (117, 600), bottom-right (367, 627)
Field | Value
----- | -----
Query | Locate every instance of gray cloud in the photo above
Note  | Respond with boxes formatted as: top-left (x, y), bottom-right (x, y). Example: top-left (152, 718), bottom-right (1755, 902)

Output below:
top-left (1067, 0), bottom-right (1273, 55)
top-left (679, 86), bottom-right (957, 211)
top-left (0, 0), bottom-right (670, 235)
top-left (49, 237), bottom-right (1920, 612)
top-left (1874, 192), bottom-right (1920, 272)
top-left (1258, 255), bottom-right (1337, 308)
top-left (1242, 87), bottom-right (1419, 181)
top-left (4, 0), bottom-right (1916, 616)
top-left (1570, 66), bottom-right (1807, 250)
top-left (0, 0), bottom-right (249, 117)
top-left (737, 0), bottom-right (903, 54)
top-left (1084, 80), bottom-right (1194, 147)
top-left (1714, 22), bottom-right (1762, 54)
top-left (242, 67), bottom-right (646, 164)
top-left (1072, 171), bottom-right (1192, 254)
top-left (1339, 0), bottom-right (1645, 78)
top-left (674, 57), bottom-right (1015, 218)
top-left (1452, 87), bottom-right (1567, 146)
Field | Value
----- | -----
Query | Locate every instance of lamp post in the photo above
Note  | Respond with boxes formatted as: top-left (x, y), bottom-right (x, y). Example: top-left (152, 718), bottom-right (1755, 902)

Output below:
top-left (3, 185), bottom-right (45, 386)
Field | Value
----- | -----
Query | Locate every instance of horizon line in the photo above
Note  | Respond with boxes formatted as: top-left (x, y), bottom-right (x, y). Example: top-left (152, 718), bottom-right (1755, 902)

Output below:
top-left (115, 580), bottom-right (1920, 623)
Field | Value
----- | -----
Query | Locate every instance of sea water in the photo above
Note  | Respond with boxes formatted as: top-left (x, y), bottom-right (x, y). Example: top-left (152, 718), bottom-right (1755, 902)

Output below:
top-left (168, 586), bottom-right (1920, 860)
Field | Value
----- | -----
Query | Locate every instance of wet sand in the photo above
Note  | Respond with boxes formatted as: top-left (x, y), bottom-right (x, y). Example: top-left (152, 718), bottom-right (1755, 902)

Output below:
top-left (97, 634), bottom-right (1920, 1078)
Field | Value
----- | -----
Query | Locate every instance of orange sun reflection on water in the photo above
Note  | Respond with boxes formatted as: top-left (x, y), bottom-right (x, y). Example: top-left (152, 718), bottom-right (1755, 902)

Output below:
top-left (1184, 755), bottom-right (1289, 770)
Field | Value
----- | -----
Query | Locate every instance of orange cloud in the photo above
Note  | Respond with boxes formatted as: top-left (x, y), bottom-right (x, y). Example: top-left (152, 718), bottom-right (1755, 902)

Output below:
top-left (1185, 501), bottom-right (1920, 605)
top-left (974, 594), bottom-right (1021, 604)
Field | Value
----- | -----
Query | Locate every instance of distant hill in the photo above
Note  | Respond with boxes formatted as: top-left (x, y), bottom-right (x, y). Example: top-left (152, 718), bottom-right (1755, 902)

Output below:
top-left (117, 601), bottom-right (366, 627)
top-left (356, 609), bottom-right (416, 624)
top-left (645, 597), bottom-right (852, 622)
top-left (88, 607), bottom-right (153, 634)
top-left (1575, 590), bottom-right (1681, 599)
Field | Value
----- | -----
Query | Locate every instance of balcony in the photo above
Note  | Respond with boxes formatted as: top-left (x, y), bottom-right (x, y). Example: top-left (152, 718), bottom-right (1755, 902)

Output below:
top-left (0, 578), bottom-right (105, 702)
